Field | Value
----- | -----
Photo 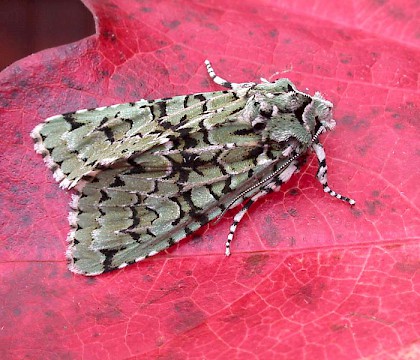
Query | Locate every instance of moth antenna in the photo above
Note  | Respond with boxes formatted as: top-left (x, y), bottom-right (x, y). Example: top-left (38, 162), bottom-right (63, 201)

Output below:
top-left (205, 60), bottom-right (255, 91)
top-left (205, 59), bottom-right (234, 89)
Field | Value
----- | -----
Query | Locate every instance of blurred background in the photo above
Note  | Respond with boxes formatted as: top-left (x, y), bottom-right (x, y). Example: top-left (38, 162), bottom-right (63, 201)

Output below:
top-left (0, 0), bottom-right (95, 70)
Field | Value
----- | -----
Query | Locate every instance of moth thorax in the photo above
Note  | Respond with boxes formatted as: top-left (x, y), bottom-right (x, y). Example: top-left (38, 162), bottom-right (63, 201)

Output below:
top-left (251, 98), bottom-right (275, 132)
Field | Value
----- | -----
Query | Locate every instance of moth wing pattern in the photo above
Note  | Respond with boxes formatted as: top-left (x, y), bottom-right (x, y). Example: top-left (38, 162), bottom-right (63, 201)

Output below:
top-left (68, 152), bottom-right (297, 275)
top-left (31, 60), bottom-right (355, 275)
top-left (31, 90), bottom-right (244, 189)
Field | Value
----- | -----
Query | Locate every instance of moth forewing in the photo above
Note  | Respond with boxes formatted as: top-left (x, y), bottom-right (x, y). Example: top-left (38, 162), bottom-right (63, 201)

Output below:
top-left (31, 60), bottom-right (355, 275)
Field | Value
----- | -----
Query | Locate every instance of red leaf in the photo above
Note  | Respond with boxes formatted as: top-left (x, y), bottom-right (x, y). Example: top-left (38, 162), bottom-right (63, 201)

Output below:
top-left (0, 0), bottom-right (418, 359)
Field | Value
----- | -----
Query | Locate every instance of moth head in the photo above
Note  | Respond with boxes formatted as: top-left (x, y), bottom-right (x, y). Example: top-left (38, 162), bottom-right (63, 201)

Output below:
top-left (303, 92), bottom-right (336, 136)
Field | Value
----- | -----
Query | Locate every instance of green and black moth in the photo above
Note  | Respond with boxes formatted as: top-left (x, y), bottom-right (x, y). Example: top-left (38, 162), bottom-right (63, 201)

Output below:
top-left (31, 60), bottom-right (355, 276)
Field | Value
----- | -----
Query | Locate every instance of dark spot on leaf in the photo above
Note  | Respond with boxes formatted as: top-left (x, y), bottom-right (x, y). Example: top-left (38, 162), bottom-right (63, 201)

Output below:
top-left (163, 20), bottom-right (181, 29)
top-left (101, 30), bottom-right (117, 41)
top-left (263, 215), bottom-right (283, 247)
top-left (13, 307), bottom-right (22, 316)
top-left (388, 6), bottom-right (406, 20)
top-left (62, 77), bottom-right (82, 90)
top-left (365, 199), bottom-right (383, 216)
top-left (22, 214), bottom-right (32, 225)
top-left (289, 188), bottom-right (300, 196)
top-left (292, 279), bottom-right (327, 306)
top-left (351, 208), bottom-right (363, 218)
top-left (330, 323), bottom-right (348, 332)
top-left (204, 22), bottom-right (219, 31)
top-left (394, 262), bottom-right (419, 274)
top-left (85, 277), bottom-right (97, 285)
top-left (171, 300), bottom-right (206, 334)
top-left (239, 254), bottom-right (270, 279)
top-left (190, 233), bottom-right (204, 246)
top-left (288, 237), bottom-right (296, 247)
top-left (339, 53), bottom-right (352, 64)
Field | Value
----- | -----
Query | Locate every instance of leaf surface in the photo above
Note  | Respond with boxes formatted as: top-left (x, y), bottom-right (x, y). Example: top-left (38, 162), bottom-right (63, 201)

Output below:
top-left (0, 0), bottom-right (418, 359)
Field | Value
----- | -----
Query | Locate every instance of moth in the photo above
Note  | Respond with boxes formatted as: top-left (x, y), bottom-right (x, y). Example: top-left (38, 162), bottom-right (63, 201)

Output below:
top-left (31, 60), bottom-right (355, 276)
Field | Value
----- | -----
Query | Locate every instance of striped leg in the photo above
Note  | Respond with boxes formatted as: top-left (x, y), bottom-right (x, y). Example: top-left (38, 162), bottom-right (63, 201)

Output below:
top-left (312, 142), bottom-right (355, 205)
top-left (205, 60), bottom-right (255, 91)
top-left (225, 178), bottom-right (284, 256)
top-left (224, 158), bottom-right (299, 255)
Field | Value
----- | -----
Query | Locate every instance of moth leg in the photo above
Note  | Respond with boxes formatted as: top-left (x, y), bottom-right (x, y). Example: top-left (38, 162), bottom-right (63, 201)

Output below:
top-left (205, 60), bottom-right (255, 91)
top-left (225, 179), bottom-right (279, 256)
top-left (312, 142), bottom-right (356, 205)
